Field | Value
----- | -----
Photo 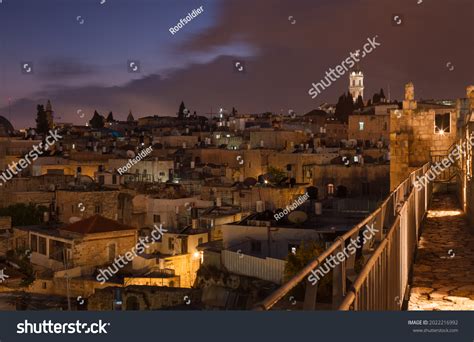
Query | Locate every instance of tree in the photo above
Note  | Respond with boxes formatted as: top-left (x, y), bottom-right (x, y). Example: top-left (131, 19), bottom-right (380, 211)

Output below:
top-left (106, 111), bottom-right (114, 122)
top-left (178, 101), bottom-right (186, 119)
top-left (284, 241), bottom-right (332, 302)
top-left (0, 203), bottom-right (48, 226)
top-left (355, 95), bottom-right (364, 110)
top-left (372, 93), bottom-right (379, 104)
top-left (89, 110), bottom-right (105, 129)
top-left (379, 88), bottom-right (385, 100)
top-left (335, 92), bottom-right (354, 123)
top-left (35, 105), bottom-right (49, 135)
top-left (266, 166), bottom-right (287, 184)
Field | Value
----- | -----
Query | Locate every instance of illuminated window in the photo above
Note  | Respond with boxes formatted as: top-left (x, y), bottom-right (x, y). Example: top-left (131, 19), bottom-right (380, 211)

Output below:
top-left (359, 122), bottom-right (364, 131)
top-left (327, 183), bottom-right (335, 195)
top-left (435, 113), bottom-right (450, 134)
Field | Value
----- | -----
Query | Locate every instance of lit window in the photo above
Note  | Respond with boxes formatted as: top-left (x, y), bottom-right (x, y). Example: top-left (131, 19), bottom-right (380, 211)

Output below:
top-left (327, 183), bottom-right (335, 195)
top-left (435, 113), bottom-right (450, 134)
top-left (359, 122), bottom-right (364, 131)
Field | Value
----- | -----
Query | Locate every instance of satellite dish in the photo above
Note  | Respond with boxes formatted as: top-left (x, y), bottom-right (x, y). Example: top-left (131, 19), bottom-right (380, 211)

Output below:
top-left (48, 184), bottom-right (56, 191)
top-left (126, 150), bottom-right (136, 158)
top-left (69, 217), bottom-right (81, 224)
top-left (288, 211), bottom-right (308, 224)
top-left (348, 139), bottom-right (357, 147)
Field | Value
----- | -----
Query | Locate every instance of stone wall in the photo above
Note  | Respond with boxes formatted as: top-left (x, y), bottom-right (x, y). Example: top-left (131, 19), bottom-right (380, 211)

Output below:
top-left (348, 114), bottom-right (389, 145)
top-left (7, 191), bottom-right (54, 207)
top-left (88, 286), bottom-right (201, 310)
top-left (56, 190), bottom-right (119, 223)
top-left (249, 130), bottom-right (307, 150)
top-left (311, 164), bottom-right (389, 198)
top-left (72, 230), bottom-right (137, 269)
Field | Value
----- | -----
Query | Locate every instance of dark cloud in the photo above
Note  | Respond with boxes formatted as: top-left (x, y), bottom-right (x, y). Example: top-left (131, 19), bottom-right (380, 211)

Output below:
top-left (1, 0), bottom-right (473, 128)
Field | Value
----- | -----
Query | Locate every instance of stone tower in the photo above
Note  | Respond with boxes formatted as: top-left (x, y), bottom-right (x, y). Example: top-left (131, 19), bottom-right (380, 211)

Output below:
top-left (45, 100), bottom-right (54, 129)
top-left (349, 68), bottom-right (364, 101)
top-left (390, 82), bottom-right (458, 190)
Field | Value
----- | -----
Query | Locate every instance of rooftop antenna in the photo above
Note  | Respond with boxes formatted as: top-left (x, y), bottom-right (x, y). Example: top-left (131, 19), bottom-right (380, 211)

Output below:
top-left (8, 97), bottom-right (11, 123)
top-left (205, 106), bottom-right (216, 119)
top-left (388, 84), bottom-right (391, 102)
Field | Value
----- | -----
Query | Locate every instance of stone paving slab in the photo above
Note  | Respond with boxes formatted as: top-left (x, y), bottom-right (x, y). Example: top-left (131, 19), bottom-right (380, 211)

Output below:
top-left (408, 193), bottom-right (474, 311)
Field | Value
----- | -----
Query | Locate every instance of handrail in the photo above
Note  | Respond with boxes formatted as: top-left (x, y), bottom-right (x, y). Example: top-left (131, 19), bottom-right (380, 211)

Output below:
top-left (254, 162), bottom-right (431, 311)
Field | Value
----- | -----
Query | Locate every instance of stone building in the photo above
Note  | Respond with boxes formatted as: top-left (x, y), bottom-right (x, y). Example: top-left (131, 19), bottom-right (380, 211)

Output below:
top-left (249, 130), bottom-right (308, 150)
top-left (390, 83), bottom-right (458, 189)
top-left (13, 215), bottom-right (137, 273)
top-left (55, 189), bottom-right (119, 223)
top-left (324, 118), bottom-right (348, 146)
top-left (311, 164), bottom-right (390, 199)
top-left (348, 113), bottom-right (389, 146)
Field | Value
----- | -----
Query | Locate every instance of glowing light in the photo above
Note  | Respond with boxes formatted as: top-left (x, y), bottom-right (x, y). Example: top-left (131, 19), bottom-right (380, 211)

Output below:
top-left (439, 129), bottom-right (445, 135)
top-left (427, 210), bottom-right (462, 218)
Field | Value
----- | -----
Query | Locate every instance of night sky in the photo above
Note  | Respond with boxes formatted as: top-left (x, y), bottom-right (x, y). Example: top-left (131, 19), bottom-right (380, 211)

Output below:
top-left (0, 0), bottom-right (472, 128)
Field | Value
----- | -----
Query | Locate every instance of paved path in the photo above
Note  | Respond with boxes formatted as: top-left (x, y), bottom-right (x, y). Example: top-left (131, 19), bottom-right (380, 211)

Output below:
top-left (408, 193), bottom-right (474, 310)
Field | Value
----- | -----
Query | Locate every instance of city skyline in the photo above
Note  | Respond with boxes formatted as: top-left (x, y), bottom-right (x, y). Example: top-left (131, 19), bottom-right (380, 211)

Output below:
top-left (0, 0), bottom-right (472, 128)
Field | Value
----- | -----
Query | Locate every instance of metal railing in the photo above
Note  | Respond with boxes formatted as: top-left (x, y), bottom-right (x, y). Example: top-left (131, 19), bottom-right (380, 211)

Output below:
top-left (254, 163), bottom-right (432, 311)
